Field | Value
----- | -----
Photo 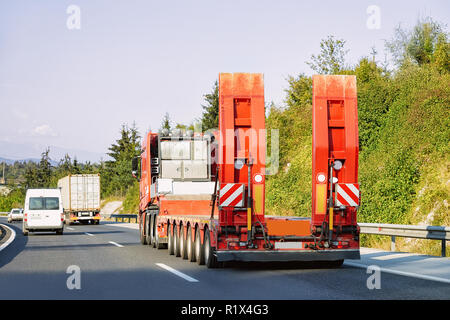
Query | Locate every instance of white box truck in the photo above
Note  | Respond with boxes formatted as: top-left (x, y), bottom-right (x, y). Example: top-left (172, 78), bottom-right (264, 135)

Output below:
top-left (58, 174), bottom-right (101, 225)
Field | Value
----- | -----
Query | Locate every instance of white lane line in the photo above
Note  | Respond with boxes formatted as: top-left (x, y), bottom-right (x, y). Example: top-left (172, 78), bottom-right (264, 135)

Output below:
top-left (344, 261), bottom-right (450, 284)
top-left (84, 232), bottom-right (94, 236)
top-left (108, 241), bottom-right (124, 247)
top-left (156, 263), bottom-right (199, 283)
top-left (0, 224), bottom-right (16, 252)
top-left (66, 227), bottom-right (75, 231)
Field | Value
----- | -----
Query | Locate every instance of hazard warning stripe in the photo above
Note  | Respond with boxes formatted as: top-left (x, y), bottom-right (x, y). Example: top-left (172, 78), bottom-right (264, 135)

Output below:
top-left (219, 183), bottom-right (244, 207)
top-left (336, 183), bottom-right (359, 207)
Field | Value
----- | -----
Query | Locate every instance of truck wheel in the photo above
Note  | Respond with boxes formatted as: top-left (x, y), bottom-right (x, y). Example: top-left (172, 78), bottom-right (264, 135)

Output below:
top-left (180, 225), bottom-right (187, 260)
top-left (145, 214), bottom-right (152, 245)
top-left (154, 225), bottom-right (165, 250)
top-left (174, 224), bottom-right (181, 257)
top-left (195, 227), bottom-right (205, 265)
top-left (168, 223), bottom-right (174, 255)
top-left (140, 216), bottom-right (147, 245)
top-left (56, 228), bottom-right (63, 235)
top-left (150, 215), bottom-right (156, 248)
top-left (187, 227), bottom-right (195, 262)
top-left (204, 227), bottom-right (218, 268)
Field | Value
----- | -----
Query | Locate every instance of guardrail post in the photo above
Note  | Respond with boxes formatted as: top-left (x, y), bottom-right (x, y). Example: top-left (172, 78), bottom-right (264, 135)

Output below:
top-left (391, 236), bottom-right (396, 252)
top-left (442, 240), bottom-right (446, 257)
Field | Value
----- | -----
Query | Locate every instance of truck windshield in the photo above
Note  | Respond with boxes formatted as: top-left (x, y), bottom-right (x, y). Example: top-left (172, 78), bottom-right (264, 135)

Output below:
top-left (29, 197), bottom-right (60, 210)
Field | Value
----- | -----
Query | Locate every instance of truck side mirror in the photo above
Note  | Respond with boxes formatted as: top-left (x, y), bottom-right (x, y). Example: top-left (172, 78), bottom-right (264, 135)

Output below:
top-left (131, 157), bottom-right (140, 181)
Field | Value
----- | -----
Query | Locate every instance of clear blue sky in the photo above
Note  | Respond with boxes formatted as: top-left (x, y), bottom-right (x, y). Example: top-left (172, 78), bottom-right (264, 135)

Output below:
top-left (0, 0), bottom-right (448, 162)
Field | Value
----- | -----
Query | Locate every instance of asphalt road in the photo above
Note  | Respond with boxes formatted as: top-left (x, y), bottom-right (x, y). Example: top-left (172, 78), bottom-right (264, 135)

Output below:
top-left (0, 216), bottom-right (449, 300)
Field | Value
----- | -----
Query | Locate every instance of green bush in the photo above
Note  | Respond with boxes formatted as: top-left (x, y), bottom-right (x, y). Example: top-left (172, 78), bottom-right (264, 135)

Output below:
top-left (121, 181), bottom-right (140, 214)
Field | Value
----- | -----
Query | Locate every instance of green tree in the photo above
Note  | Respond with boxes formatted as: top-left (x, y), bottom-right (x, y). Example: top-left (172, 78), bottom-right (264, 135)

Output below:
top-left (160, 113), bottom-right (172, 132)
top-left (284, 74), bottom-right (312, 108)
top-left (431, 33), bottom-right (450, 72)
top-left (307, 35), bottom-right (348, 74)
top-left (24, 148), bottom-right (53, 188)
top-left (201, 80), bottom-right (219, 131)
top-left (101, 123), bottom-right (141, 196)
top-left (386, 17), bottom-right (449, 70)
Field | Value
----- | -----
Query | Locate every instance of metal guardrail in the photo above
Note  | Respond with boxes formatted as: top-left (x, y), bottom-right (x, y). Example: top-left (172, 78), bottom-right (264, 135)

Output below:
top-left (110, 214), bottom-right (138, 223)
top-left (359, 223), bottom-right (450, 257)
top-left (0, 212), bottom-right (8, 216)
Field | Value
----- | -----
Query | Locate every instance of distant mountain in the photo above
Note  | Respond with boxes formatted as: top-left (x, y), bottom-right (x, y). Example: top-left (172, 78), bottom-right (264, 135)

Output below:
top-left (0, 141), bottom-right (109, 164)
top-left (0, 157), bottom-right (58, 166)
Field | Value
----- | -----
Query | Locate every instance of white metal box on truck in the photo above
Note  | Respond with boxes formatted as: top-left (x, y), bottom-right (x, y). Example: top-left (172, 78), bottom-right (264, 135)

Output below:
top-left (57, 174), bottom-right (101, 225)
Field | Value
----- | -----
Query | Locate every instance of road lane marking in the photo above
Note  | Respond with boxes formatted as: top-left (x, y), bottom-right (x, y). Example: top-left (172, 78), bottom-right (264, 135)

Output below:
top-left (344, 261), bottom-right (450, 284)
top-left (108, 241), bottom-right (124, 247)
top-left (0, 224), bottom-right (16, 252)
top-left (66, 227), bottom-right (75, 231)
top-left (84, 232), bottom-right (94, 236)
top-left (156, 263), bottom-right (199, 283)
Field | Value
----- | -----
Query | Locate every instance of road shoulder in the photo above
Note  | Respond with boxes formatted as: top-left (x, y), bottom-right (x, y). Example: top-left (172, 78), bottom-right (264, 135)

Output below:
top-left (344, 247), bottom-right (450, 284)
top-left (0, 224), bottom-right (16, 252)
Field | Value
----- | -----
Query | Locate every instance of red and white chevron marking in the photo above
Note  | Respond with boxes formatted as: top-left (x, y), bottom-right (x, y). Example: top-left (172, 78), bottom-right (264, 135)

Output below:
top-left (335, 183), bottom-right (360, 207)
top-left (219, 183), bottom-right (245, 207)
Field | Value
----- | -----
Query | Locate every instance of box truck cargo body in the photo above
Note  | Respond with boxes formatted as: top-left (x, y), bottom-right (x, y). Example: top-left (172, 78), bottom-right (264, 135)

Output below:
top-left (57, 174), bottom-right (101, 225)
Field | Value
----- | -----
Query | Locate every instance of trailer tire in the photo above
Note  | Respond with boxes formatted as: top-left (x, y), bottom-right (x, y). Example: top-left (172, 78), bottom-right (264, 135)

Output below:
top-left (195, 227), bottom-right (205, 265)
top-left (187, 227), bottom-right (195, 262)
top-left (174, 224), bottom-right (181, 257)
top-left (139, 215), bottom-right (147, 245)
top-left (204, 227), bottom-right (218, 268)
top-left (168, 223), bottom-right (174, 255)
top-left (154, 224), bottom-right (165, 250)
top-left (148, 214), bottom-right (156, 248)
top-left (145, 214), bottom-right (152, 245)
top-left (180, 225), bottom-right (187, 260)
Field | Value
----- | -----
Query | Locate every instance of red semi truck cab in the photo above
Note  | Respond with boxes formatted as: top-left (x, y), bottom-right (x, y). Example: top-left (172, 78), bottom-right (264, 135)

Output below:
top-left (134, 73), bottom-right (360, 267)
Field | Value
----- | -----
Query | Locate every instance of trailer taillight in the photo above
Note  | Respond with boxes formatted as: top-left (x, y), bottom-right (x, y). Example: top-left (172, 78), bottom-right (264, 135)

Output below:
top-left (332, 241), bottom-right (349, 249)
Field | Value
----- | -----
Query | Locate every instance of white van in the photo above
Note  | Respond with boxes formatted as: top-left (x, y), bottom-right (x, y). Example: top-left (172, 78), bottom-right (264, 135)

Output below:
top-left (23, 189), bottom-right (64, 236)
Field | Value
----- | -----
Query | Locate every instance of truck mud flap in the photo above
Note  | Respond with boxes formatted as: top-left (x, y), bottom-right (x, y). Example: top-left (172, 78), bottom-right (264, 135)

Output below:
top-left (215, 249), bottom-right (360, 262)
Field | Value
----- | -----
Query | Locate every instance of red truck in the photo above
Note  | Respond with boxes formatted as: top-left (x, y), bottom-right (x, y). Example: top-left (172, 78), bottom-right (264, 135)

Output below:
top-left (132, 73), bottom-right (360, 268)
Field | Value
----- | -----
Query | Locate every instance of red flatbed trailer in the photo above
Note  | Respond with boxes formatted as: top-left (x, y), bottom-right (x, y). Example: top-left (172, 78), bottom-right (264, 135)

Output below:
top-left (134, 73), bottom-right (360, 267)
